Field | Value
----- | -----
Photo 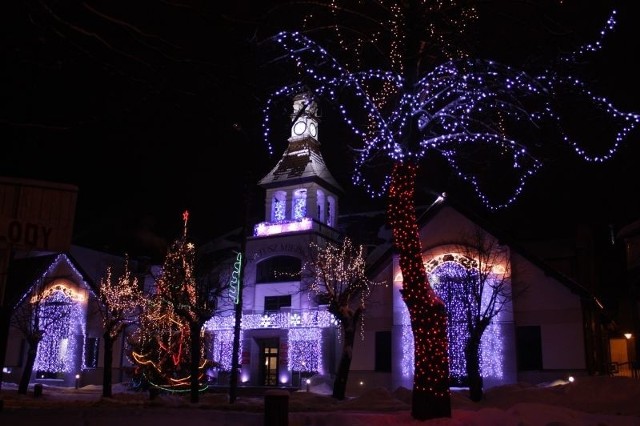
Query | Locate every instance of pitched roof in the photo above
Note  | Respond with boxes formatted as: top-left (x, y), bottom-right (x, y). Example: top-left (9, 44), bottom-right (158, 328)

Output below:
top-left (343, 194), bottom-right (603, 309)
top-left (5, 253), bottom-right (95, 308)
top-left (258, 137), bottom-right (342, 193)
top-left (418, 197), bottom-right (602, 305)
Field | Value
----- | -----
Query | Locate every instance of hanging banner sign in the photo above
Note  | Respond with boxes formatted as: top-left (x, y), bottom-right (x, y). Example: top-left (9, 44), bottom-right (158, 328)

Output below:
top-left (228, 252), bottom-right (242, 304)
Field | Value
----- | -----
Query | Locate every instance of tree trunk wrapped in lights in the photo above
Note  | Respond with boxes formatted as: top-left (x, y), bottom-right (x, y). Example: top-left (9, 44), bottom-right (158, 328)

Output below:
top-left (388, 161), bottom-right (451, 419)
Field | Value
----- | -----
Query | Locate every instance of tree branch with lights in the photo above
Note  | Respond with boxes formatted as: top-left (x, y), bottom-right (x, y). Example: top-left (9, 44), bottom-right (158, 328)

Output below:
top-left (96, 255), bottom-right (142, 398)
top-left (305, 237), bottom-right (385, 400)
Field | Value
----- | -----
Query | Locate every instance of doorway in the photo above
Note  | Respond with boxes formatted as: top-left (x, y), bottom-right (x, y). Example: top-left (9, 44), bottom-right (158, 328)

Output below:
top-left (609, 337), bottom-right (630, 376)
top-left (258, 338), bottom-right (279, 386)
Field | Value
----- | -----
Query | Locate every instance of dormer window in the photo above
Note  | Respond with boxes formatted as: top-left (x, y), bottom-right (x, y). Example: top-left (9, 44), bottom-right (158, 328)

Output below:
top-left (292, 189), bottom-right (307, 220)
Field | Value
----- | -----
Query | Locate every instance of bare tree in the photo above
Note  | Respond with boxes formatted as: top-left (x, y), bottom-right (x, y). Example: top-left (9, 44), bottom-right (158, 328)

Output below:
top-left (304, 237), bottom-right (384, 400)
top-left (11, 280), bottom-right (73, 394)
top-left (96, 256), bottom-right (142, 398)
top-left (434, 227), bottom-right (521, 402)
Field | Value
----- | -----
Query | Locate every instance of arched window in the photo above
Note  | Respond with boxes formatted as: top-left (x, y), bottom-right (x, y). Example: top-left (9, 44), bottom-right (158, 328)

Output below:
top-left (256, 256), bottom-right (302, 283)
top-left (292, 189), bottom-right (307, 220)
top-left (316, 189), bottom-right (325, 223)
top-left (272, 191), bottom-right (286, 222)
top-left (326, 196), bottom-right (336, 227)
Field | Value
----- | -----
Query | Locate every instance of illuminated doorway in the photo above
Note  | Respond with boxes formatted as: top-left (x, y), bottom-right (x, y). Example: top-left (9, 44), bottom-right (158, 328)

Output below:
top-left (609, 338), bottom-right (631, 376)
top-left (259, 338), bottom-right (279, 386)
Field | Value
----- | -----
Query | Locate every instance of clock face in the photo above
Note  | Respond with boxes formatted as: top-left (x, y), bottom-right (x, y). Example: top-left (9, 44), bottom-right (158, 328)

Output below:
top-left (309, 122), bottom-right (317, 137)
top-left (293, 121), bottom-right (307, 135)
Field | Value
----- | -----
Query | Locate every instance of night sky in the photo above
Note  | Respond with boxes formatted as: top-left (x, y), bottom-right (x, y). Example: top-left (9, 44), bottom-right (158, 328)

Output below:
top-left (2, 1), bottom-right (639, 262)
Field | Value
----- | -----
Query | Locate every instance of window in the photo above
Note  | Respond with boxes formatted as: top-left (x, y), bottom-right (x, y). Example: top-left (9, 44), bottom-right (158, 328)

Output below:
top-left (85, 337), bottom-right (100, 369)
top-left (316, 189), bottom-right (325, 222)
top-left (292, 189), bottom-right (307, 219)
top-left (326, 196), bottom-right (336, 227)
top-left (264, 295), bottom-right (292, 312)
top-left (272, 191), bottom-right (286, 222)
top-left (375, 331), bottom-right (392, 372)
top-left (256, 256), bottom-right (301, 283)
top-left (516, 326), bottom-right (543, 370)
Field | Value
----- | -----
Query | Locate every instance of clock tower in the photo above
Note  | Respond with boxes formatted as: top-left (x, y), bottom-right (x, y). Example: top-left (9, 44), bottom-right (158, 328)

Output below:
top-left (258, 91), bottom-right (342, 230)
top-left (290, 92), bottom-right (319, 140)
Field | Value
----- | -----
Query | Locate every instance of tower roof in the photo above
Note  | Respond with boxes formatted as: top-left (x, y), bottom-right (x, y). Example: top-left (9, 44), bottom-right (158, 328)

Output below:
top-left (258, 136), bottom-right (343, 194)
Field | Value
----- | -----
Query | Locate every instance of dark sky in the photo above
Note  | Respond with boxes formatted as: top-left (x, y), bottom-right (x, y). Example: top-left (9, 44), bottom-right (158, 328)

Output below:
top-left (1, 1), bottom-right (639, 262)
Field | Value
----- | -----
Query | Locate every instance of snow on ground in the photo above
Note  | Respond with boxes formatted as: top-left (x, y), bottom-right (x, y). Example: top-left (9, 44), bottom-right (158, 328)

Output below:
top-left (1, 376), bottom-right (639, 425)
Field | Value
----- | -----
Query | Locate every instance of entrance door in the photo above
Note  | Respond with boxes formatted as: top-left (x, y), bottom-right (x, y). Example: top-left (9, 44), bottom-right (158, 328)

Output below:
top-left (259, 338), bottom-right (279, 386)
top-left (609, 338), bottom-right (630, 376)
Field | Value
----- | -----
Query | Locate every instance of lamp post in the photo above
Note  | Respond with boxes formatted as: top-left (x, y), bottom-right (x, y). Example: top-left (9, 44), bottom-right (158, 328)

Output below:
top-left (75, 373), bottom-right (80, 389)
top-left (624, 333), bottom-right (636, 366)
top-left (229, 146), bottom-right (252, 404)
top-left (228, 246), bottom-right (245, 404)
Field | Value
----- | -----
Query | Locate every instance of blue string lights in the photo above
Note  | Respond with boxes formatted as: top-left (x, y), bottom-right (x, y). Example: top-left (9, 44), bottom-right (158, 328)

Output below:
top-left (259, 2), bottom-right (636, 419)
top-left (262, 10), bottom-right (639, 210)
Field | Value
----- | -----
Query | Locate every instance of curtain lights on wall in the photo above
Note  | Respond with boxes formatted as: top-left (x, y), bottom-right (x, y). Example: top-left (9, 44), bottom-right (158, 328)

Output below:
top-left (400, 255), bottom-right (506, 381)
top-left (288, 328), bottom-right (323, 373)
top-left (205, 310), bottom-right (335, 372)
top-left (34, 287), bottom-right (87, 374)
top-left (16, 254), bottom-right (93, 378)
top-left (211, 329), bottom-right (239, 371)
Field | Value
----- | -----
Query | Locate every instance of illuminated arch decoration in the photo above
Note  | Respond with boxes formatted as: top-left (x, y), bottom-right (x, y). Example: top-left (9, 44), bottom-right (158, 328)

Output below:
top-left (36, 281), bottom-right (87, 303)
top-left (400, 252), bottom-right (505, 382)
top-left (34, 282), bottom-right (88, 375)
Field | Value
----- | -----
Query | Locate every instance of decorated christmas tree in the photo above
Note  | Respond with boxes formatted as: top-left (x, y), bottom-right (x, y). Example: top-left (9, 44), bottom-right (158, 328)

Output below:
top-left (128, 211), bottom-right (210, 394)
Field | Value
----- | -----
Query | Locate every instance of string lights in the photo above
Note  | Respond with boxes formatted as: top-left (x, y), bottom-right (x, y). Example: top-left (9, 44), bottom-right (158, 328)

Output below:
top-left (127, 211), bottom-right (209, 392)
top-left (262, 11), bottom-right (639, 210)
top-left (205, 310), bottom-right (336, 375)
top-left (400, 259), bottom-right (505, 382)
top-left (261, 3), bottom-right (637, 418)
top-left (18, 254), bottom-right (93, 380)
top-left (34, 287), bottom-right (86, 375)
